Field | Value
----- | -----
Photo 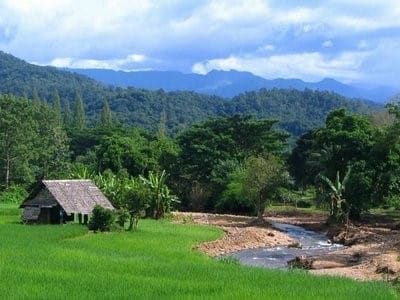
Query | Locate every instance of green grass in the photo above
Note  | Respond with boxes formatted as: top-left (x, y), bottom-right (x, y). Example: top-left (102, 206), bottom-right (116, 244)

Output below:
top-left (0, 206), bottom-right (398, 299)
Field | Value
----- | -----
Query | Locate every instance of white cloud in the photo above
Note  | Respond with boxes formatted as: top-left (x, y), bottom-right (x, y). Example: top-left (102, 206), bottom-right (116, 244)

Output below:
top-left (322, 40), bottom-right (333, 48)
top-left (0, 1), bottom-right (399, 86)
top-left (42, 54), bottom-right (148, 70)
top-left (192, 51), bottom-right (370, 83)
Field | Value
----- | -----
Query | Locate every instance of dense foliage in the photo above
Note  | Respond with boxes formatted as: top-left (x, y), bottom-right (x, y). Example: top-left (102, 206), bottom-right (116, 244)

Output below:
top-left (289, 106), bottom-right (400, 220)
top-left (1, 89), bottom-right (398, 224)
top-left (0, 95), bottom-right (69, 188)
top-left (175, 115), bottom-right (288, 211)
top-left (0, 52), bottom-right (398, 226)
top-left (88, 205), bottom-right (114, 232)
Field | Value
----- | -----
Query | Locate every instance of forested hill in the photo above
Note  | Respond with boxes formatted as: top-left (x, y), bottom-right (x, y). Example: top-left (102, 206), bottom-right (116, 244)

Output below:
top-left (0, 51), bottom-right (110, 119)
top-left (0, 51), bottom-right (381, 136)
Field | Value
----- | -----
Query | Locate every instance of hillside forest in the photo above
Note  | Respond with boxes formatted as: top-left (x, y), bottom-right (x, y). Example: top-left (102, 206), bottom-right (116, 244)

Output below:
top-left (1, 92), bottom-right (399, 227)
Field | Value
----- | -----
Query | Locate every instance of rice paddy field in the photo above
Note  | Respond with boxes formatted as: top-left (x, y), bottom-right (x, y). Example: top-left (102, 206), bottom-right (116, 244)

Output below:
top-left (0, 203), bottom-right (398, 299)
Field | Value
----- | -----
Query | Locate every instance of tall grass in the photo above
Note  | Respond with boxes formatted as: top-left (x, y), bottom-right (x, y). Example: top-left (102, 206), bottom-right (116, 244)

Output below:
top-left (0, 206), bottom-right (398, 299)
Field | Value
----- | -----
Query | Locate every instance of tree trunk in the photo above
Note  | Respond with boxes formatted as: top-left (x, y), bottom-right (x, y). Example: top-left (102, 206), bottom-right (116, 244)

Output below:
top-left (257, 194), bottom-right (264, 223)
top-left (128, 214), bottom-right (134, 231)
top-left (5, 152), bottom-right (10, 189)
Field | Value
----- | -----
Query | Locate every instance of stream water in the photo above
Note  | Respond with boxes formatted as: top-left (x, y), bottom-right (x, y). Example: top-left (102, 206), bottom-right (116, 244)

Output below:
top-left (225, 222), bottom-right (344, 269)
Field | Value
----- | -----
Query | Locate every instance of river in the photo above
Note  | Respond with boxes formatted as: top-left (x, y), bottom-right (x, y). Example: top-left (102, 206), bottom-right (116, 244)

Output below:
top-left (224, 222), bottom-right (344, 269)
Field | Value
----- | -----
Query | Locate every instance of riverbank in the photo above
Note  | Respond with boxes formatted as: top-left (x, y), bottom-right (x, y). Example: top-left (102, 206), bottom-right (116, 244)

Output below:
top-left (172, 212), bottom-right (295, 256)
top-left (173, 210), bottom-right (400, 282)
top-left (267, 210), bottom-right (400, 281)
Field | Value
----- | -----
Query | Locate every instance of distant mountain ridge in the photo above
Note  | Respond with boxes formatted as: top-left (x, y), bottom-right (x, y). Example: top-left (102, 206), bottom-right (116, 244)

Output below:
top-left (69, 68), bottom-right (397, 103)
top-left (0, 50), bottom-right (382, 137)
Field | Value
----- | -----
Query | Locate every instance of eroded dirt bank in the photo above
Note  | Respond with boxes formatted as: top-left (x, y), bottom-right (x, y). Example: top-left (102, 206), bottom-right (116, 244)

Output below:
top-left (173, 211), bottom-right (400, 282)
top-left (172, 212), bottom-right (295, 256)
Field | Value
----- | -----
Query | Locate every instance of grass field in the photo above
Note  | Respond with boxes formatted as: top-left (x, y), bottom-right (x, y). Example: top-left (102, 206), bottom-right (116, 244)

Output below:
top-left (0, 204), bottom-right (398, 299)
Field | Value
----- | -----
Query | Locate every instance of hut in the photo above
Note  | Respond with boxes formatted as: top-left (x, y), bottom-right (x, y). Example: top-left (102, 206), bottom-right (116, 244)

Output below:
top-left (20, 179), bottom-right (114, 224)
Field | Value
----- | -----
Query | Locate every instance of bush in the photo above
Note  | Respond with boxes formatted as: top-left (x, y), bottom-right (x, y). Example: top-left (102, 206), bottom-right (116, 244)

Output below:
top-left (115, 208), bottom-right (130, 228)
top-left (88, 205), bottom-right (114, 232)
top-left (215, 195), bottom-right (255, 215)
top-left (296, 200), bottom-right (313, 208)
top-left (0, 185), bottom-right (28, 204)
top-left (384, 196), bottom-right (400, 210)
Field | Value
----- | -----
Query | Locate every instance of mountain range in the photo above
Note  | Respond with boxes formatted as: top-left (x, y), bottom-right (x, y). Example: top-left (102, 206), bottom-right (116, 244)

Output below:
top-left (69, 68), bottom-right (398, 103)
top-left (0, 50), bottom-right (382, 137)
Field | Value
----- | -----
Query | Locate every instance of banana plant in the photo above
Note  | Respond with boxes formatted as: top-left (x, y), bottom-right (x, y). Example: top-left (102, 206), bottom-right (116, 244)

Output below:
top-left (319, 166), bottom-right (351, 222)
top-left (140, 170), bottom-right (179, 219)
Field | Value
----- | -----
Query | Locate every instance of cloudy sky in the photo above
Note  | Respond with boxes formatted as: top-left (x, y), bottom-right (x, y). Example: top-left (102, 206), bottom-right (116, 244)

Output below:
top-left (0, 0), bottom-right (399, 87)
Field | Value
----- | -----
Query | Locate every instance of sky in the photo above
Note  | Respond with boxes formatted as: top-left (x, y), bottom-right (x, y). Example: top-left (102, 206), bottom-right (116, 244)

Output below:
top-left (0, 0), bottom-right (400, 87)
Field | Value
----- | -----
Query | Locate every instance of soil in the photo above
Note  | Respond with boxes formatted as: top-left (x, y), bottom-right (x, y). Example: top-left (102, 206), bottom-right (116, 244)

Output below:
top-left (173, 210), bottom-right (400, 282)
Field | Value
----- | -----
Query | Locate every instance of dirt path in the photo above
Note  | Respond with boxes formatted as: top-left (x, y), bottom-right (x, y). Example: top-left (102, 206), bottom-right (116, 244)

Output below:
top-left (173, 211), bottom-right (400, 282)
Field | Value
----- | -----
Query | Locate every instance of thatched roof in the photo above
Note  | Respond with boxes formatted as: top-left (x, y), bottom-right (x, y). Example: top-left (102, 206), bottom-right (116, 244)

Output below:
top-left (21, 180), bottom-right (114, 214)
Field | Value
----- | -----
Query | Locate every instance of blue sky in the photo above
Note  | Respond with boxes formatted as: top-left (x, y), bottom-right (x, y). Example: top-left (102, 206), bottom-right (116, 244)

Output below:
top-left (0, 0), bottom-right (399, 87)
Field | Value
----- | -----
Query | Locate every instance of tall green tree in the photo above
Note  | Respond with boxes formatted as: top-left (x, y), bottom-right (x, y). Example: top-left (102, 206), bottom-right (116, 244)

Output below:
top-left (242, 155), bottom-right (289, 222)
top-left (100, 98), bottom-right (112, 127)
top-left (32, 88), bottom-right (41, 104)
top-left (63, 99), bottom-right (73, 128)
top-left (74, 93), bottom-right (85, 130)
top-left (0, 95), bottom-right (69, 188)
top-left (290, 108), bottom-right (377, 219)
top-left (52, 91), bottom-right (62, 124)
top-left (176, 115), bottom-right (288, 210)
top-left (0, 96), bottom-right (37, 188)
top-left (34, 103), bottom-right (70, 179)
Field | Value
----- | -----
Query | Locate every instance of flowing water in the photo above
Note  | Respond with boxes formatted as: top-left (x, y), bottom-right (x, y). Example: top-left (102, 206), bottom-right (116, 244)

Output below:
top-left (224, 222), bottom-right (344, 269)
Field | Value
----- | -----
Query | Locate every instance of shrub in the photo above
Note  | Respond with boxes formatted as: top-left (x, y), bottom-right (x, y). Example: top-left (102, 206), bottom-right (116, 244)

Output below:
top-left (0, 185), bottom-right (28, 204)
top-left (215, 195), bottom-right (255, 215)
top-left (296, 200), bottom-right (313, 208)
top-left (115, 208), bottom-right (130, 228)
top-left (88, 205), bottom-right (114, 232)
top-left (383, 196), bottom-right (400, 210)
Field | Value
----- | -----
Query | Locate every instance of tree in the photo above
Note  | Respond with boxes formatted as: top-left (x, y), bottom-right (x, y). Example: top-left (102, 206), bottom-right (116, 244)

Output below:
top-left (319, 167), bottom-right (352, 223)
top-left (242, 155), bottom-right (289, 222)
top-left (176, 115), bottom-right (288, 210)
top-left (0, 95), bottom-right (69, 188)
top-left (32, 88), bottom-right (41, 104)
top-left (290, 109), bottom-right (377, 219)
top-left (33, 103), bottom-right (70, 179)
top-left (63, 99), bottom-right (73, 128)
top-left (100, 98), bottom-right (112, 127)
top-left (368, 103), bottom-right (400, 210)
top-left (0, 96), bottom-right (37, 188)
top-left (52, 91), bottom-right (62, 124)
top-left (74, 92), bottom-right (86, 130)
top-left (123, 178), bottom-right (150, 230)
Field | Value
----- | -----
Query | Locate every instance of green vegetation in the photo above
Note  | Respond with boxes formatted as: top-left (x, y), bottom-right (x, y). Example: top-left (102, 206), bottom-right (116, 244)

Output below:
top-left (289, 106), bottom-right (400, 221)
top-left (0, 206), bottom-right (397, 299)
top-left (0, 93), bottom-right (398, 225)
top-left (88, 205), bottom-right (114, 232)
top-left (0, 51), bottom-right (379, 137)
top-left (242, 155), bottom-right (289, 222)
